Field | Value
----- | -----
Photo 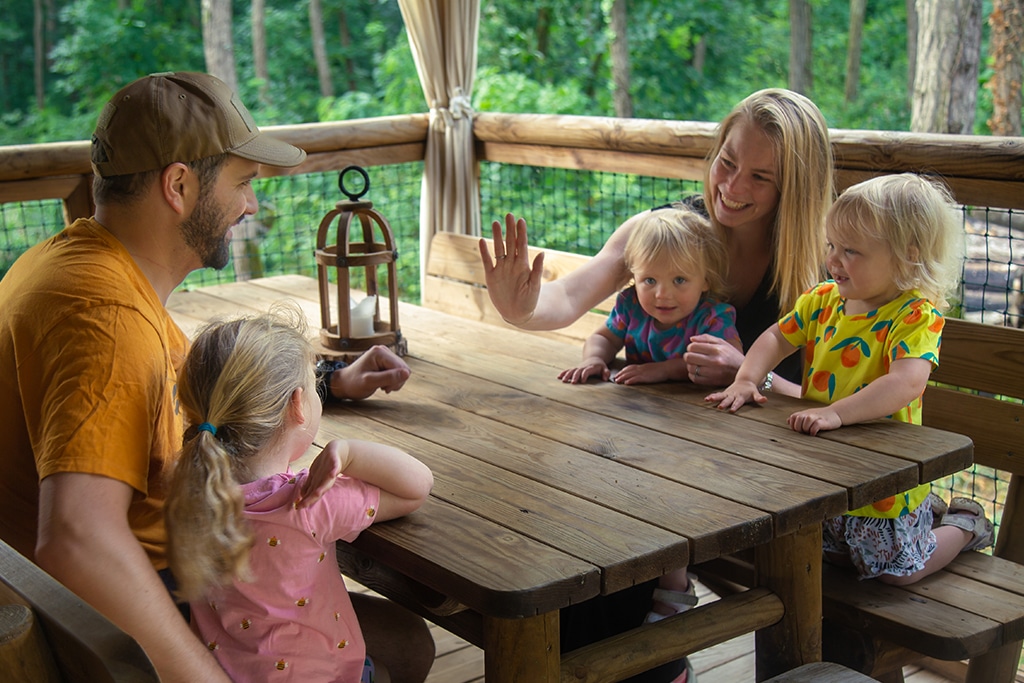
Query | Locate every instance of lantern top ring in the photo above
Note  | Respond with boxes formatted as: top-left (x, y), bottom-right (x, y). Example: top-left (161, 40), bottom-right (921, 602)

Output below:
top-left (339, 165), bottom-right (370, 201)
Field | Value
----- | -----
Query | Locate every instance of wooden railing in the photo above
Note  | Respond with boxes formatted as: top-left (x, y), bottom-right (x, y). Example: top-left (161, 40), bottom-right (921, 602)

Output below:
top-left (2, 112), bottom-right (1023, 224)
top-left (474, 112), bottom-right (1024, 210)
top-left (0, 113), bottom-right (430, 223)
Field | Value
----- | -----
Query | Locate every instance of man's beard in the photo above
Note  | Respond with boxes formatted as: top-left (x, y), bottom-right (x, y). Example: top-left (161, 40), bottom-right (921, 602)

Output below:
top-left (180, 193), bottom-right (233, 270)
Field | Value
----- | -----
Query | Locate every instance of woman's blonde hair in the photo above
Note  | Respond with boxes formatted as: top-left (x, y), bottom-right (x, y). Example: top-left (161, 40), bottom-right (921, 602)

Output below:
top-left (828, 173), bottom-right (964, 312)
top-left (624, 204), bottom-right (730, 301)
top-left (703, 88), bottom-right (835, 312)
top-left (165, 304), bottom-right (317, 601)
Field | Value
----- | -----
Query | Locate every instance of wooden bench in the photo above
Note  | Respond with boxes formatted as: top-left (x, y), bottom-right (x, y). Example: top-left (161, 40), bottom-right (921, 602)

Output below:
top-left (0, 538), bottom-right (157, 682)
top-left (762, 661), bottom-right (879, 682)
top-left (424, 230), bottom-right (1024, 683)
top-left (817, 317), bottom-right (1024, 683)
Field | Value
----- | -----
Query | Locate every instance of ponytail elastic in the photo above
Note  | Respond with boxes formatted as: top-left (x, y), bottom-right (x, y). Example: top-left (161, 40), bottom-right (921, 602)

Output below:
top-left (197, 422), bottom-right (218, 436)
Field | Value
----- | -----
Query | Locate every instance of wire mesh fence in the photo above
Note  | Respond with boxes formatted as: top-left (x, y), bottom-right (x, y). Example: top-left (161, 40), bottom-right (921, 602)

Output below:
top-left (2, 161), bottom-right (1021, 539)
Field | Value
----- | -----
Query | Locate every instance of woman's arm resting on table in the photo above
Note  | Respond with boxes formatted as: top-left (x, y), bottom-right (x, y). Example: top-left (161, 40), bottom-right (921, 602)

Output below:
top-left (35, 473), bottom-right (231, 683)
top-left (479, 212), bottom-right (635, 330)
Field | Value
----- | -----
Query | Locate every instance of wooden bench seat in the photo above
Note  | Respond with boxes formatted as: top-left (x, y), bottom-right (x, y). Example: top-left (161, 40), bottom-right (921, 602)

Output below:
top-left (0, 538), bottom-right (157, 682)
top-left (424, 229), bottom-right (1024, 683)
top-left (763, 661), bottom-right (879, 682)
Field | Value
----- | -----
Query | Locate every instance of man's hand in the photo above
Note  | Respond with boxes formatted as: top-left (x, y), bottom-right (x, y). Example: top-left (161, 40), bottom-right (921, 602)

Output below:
top-left (330, 346), bottom-right (411, 401)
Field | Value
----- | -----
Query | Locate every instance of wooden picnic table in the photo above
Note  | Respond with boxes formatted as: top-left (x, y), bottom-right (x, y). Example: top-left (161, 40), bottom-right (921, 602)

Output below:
top-left (167, 275), bottom-right (973, 683)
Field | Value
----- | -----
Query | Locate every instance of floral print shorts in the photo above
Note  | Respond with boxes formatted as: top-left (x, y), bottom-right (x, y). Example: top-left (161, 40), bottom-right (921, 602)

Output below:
top-left (822, 500), bottom-right (937, 579)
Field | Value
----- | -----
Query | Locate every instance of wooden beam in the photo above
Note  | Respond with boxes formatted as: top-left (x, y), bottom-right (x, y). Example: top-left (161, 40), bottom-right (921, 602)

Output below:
top-left (0, 114), bottom-right (430, 182)
top-left (478, 141), bottom-right (705, 181)
top-left (267, 143), bottom-right (426, 178)
top-left (560, 588), bottom-right (784, 683)
top-left (475, 112), bottom-right (1024, 183)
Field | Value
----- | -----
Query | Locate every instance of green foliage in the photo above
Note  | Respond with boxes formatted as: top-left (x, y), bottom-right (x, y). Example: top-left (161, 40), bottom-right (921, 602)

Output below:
top-left (474, 67), bottom-right (594, 114)
top-left (50, 1), bottom-right (205, 116)
top-left (1, 0), bottom-right (1009, 141)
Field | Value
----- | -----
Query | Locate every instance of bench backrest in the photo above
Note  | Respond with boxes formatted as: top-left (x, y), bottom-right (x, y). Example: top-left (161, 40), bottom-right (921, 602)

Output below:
top-left (0, 538), bottom-right (157, 682)
top-left (922, 317), bottom-right (1024, 563)
top-left (424, 231), bottom-right (1024, 559)
top-left (423, 231), bottom-right (615, 345)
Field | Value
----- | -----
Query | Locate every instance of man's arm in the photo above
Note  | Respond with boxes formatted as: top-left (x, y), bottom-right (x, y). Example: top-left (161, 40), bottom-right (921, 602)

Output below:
top-left (326, 345), bottom-right (411, 401)
top-left (35, 473), bottom-right (231, 683)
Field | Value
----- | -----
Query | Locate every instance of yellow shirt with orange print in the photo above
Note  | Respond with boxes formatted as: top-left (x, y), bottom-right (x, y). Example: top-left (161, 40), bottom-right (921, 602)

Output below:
top-left (778, 281), bottom-right (943, 518)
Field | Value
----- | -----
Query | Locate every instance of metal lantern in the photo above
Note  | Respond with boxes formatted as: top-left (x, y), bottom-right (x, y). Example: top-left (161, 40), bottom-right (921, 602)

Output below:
top-left (314, 166), bottom-right (406, 361)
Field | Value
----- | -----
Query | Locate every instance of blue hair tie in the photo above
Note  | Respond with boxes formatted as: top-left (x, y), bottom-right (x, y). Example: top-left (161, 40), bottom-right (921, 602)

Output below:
top-left (197, 422), bottom-right (217, 436)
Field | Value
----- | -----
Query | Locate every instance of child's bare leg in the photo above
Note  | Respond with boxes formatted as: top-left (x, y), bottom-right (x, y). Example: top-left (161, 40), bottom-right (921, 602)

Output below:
top-left (879, 497), bottom-right (992, 587)
top-left (878, 526), bottom-right (969, 586)
top-left (647, 568), bottom-right (697, 622)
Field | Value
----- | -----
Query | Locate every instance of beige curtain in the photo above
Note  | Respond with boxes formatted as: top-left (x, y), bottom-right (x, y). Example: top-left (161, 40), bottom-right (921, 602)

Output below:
top-left (398, 0), bottom-right (481, 281)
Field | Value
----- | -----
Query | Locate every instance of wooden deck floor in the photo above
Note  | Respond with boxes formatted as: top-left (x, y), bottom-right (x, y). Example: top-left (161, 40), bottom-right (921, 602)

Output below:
top-left (352, 579), bottom-right (964, 683)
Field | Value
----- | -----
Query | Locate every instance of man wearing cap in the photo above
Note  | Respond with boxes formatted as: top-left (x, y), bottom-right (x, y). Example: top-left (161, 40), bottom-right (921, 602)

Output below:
top-left (0, 72), bottom-right (430, 683)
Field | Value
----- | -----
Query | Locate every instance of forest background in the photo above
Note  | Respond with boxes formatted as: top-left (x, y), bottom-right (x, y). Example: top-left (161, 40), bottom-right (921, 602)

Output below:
top-left (3, 0), bottom-right (1022, 147)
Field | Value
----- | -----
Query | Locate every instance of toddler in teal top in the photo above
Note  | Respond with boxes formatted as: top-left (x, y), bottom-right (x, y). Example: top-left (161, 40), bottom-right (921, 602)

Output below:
top-left (708, 174), bottom-right (993, 584)
top-left (561, 202), bottom-right (740, 623)
top-left (560, 202), bottom-right (741, 386)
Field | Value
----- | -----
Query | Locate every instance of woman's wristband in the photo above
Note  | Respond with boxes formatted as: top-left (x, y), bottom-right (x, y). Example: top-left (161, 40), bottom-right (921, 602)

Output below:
top-left (758, 371), bottom-right (774, 393)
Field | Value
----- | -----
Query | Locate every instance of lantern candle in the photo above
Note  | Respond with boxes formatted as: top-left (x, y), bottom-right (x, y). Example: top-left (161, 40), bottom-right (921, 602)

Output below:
top-left (350, 295), bottom-right (376, 337)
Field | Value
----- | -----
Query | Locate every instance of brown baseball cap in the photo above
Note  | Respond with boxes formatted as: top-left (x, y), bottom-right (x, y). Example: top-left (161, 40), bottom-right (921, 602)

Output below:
top-left (91, 71), bottom-right (306, 178)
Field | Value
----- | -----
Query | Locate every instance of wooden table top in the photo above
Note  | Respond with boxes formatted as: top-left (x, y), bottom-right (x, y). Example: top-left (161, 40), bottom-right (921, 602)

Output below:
top-left (167, 275), bottom-right (974, 621)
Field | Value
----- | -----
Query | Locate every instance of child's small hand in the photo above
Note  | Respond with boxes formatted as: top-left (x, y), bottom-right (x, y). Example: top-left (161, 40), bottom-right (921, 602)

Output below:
top-left (788, 407), bottom-right (842, 435)
top-left (296, 440), bottom-right (348, 509)
top-left (613, 363), bottom-right (666, 385)
top-left (704, 380), bottom-right (766, 412)
top-left (558, 360), bottom-right (610, 384)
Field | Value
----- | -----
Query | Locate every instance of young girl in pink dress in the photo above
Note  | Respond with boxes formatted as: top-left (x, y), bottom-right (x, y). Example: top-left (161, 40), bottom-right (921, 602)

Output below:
top-left (166, 307), bottom-right (433, 682)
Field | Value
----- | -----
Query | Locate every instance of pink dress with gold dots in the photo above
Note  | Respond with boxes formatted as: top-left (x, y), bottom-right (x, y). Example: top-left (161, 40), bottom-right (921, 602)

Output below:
top-left (189, 469), bottom-right (380, 682)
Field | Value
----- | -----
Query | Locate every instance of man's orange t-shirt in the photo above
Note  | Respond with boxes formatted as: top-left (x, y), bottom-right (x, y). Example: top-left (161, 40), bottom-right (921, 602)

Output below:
top-left (0, 218), bottom-right (186, 568)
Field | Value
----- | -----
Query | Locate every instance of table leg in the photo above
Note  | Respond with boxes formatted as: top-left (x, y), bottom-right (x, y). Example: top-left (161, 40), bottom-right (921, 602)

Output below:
top-left (482, 611), bottom-right (560, 683)
top-left (754, 523), bottom-right (823, 681)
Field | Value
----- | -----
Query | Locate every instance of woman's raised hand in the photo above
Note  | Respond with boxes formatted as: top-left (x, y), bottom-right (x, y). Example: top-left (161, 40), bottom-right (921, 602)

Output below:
top-left (478, 213), bottom-right (545, 326)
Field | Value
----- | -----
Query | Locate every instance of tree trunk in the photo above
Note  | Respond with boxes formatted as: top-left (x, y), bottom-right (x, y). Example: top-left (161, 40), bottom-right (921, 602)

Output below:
top-left (987, 0), bottom-right (1024, 136)
top-left (912, 0), bottom-right (982, 133)
top-left (693, 36), bottom-right (707, 76)
top-left (845, 0), bottom-right (866, 103)
top-left (906, 0), bottom-right (918, 107)
top-left (33, 0), bottom-right (45, 110)
top-left (309, 0), bottom-right (334, 98)
top-left (201, 0), bottom-right (238, 93)
top-left (789, 0), bottom-right (813, 95)
top-left (337, 6), bottom-right (358, 93)
top-left (536, 5), bottom-right (551, 58)
top-left (610, 0), bottom-right (633, 118)
top-left (252, 0), bottom-right (269, 104)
